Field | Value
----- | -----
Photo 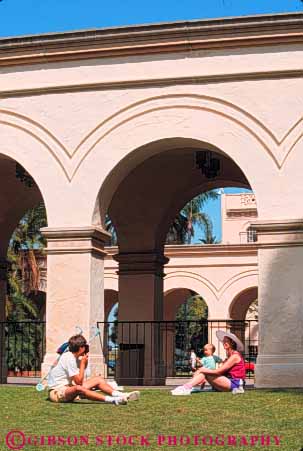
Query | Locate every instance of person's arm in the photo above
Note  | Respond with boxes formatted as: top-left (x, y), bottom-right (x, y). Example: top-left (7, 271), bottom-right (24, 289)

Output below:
top-left (214, 355), bottom-right (223, 367)
top-left (199, 354), bottom-right (240, 376)
top-left (72, 354), bottom-right (89, 385)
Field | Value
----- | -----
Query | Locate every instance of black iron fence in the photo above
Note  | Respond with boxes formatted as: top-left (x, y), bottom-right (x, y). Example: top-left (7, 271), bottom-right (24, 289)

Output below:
top-left (0, 320), bottom-right (258, 384)
top-left (97, 319), bottom-right (258, 384)
top-left (0, 321), bottom-right (45, 381)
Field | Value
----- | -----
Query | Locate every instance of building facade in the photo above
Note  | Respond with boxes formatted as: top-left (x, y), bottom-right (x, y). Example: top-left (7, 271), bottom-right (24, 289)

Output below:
top-left (1, 13), bottom-right (303, 387)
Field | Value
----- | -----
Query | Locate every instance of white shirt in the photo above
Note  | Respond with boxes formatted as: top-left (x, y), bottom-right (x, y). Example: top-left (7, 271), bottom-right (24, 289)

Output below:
top-left (48, 352), bottom-right (79, 389)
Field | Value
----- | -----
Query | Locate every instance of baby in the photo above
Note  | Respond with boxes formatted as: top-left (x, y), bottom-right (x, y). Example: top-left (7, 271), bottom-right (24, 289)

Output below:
top-left (172, 343), bottom-right (222, 395)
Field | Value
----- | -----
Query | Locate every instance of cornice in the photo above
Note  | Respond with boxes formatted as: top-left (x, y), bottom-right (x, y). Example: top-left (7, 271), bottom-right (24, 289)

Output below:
top-left (164, 243), bottom-right (259, 258)
top-left (250, 219), bottom-right (303, 233)
top-left (104, 244), bottom-right (259, 259)
top-left (1, 69), bottom-right (303, 99)
top-left (0, 12), bottom-right (303, 67)
top-left (41, 226), bottom-right (111, 256)
top-left (250, 219), bottom-right (303, 248)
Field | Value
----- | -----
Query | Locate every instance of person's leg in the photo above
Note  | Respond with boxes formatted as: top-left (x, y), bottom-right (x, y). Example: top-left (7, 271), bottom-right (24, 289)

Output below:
top-left (83, 376), bottom-right (113, 395)
top-left (204, 375), bottom-right (231, 392)
top-left (171, 369), bottom-right (206, 395)
top-left (185, 369), bottom-right (206, 388)
top-left (83, 376), bottom-right (140, 401)
top-left (64, 385), bottom-right (126, 404)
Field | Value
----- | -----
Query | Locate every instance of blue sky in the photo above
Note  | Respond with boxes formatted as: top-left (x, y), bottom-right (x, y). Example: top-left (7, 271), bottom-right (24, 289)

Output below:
top-left (1, 0), bottom-right (298, 241)
top-left (193, 187), bottom-right (252, 243)
top-left (0, 0), bottom-right (302, 38)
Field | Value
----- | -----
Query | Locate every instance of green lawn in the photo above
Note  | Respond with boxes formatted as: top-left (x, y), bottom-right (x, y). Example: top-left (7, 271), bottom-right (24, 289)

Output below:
top-left (0, 387), bottom-right (302, 451)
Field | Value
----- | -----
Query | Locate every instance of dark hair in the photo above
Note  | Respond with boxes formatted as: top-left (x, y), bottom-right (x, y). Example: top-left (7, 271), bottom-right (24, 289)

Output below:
top-left (226, 337), bottom-right (237, 350)
top-left (68, 334), bottom-right (87, 352)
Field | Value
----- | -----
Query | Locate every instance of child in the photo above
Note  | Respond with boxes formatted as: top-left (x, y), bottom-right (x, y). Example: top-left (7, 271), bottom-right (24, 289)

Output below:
top-left (171, 343), bottom-right (222, 395)
top-left (48, 334), bottom-right (140, 405)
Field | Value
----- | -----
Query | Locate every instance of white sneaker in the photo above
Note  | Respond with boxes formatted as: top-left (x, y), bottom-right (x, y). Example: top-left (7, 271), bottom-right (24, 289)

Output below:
top-left (107, 380), bottom-right (124, 391)
top-left (123, 391), bottom-right (140, 402)
top-left (232, 386), bottom-right (245, 395)
top-left (113, 397), bottom-right (127, 405)
top-left (171, 386), bottom-right (192, 396)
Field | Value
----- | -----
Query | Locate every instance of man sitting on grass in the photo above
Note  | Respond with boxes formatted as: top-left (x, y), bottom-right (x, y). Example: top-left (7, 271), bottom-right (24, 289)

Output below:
top-left (48, 334), bottom-right (140, 405)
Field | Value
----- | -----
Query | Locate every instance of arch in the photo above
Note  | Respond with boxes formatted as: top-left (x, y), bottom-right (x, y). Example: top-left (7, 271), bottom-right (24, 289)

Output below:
top-left (104, 289), bottom-right (118, 321)
top-left (164, 287), bottom-right (209, 322)
top-left (164, 272), bottom-right (218, 319)
top-left (70, 95), bottom-right (279, 226)
top-left (164, 288), bottom-right (193, 321)
top-left (229, 287), bottom-right (258, 320)
top-left (218, 271), bottom-right (258, 319)
top-left (0, 155), bottom-right (48, 256)
top-left (0, 116), bottom-right (69, 226)
top-left (0, 109), bottom-right (68, 179)
top-left (278, 135), bottom-right (303, 218)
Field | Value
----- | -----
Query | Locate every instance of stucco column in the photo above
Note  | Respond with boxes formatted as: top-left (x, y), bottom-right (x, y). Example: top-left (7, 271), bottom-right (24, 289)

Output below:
top-left (113, 251), bottom-right (169, 385)
top-left (252, 220), bottom-right (303, 388)
top-left (0, 258), bottom-right (8, 383)
top-left (41, 227), bottom-right (110, 378)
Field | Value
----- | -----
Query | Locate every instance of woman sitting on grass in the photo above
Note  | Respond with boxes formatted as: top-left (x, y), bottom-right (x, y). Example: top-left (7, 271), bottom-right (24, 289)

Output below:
top-left (171, 331), bottom-right (246, 395)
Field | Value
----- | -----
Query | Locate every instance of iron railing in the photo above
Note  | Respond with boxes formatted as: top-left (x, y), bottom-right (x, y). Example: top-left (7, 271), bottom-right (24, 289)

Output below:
top-left (0, 320), bottom-right (258, 384)
top-left (0, 321), bottom-right (46, 380)
top-left (97, 319), bottom-right (258, 384)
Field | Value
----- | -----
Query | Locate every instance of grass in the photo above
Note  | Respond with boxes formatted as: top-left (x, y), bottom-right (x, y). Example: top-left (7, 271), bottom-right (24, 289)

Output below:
top-left (0, 387), bottom-right (302, 450)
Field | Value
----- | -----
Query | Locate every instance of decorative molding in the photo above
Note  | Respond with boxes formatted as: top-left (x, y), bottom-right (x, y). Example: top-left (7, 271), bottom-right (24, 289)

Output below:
top-left (0, 109), bottom-right (70, 180)
top-left (1, 70), bottom-right (303, 99)
top-left (114, 251), bottom-right (169, 276)
top-left (41, 226), bottom-right (111, 256)
top-left (164, 271), bottom-right (218, 299)
top-left (164, 268), bottom-right (258, 299)
top-left (251, 219), bottom-right (303, 247)
top-left (105, 243), bottom-right (259, 259)
top-left (251, 219), bottom-right (303, 232)
top-left (69, 94), bottom-right (303, 177)
top-left (0, 13), bottom-right (303, 67)
top-left (2, 92), bottom-right (303, 183)
top-left (164, 243), bottom-right (258, 258)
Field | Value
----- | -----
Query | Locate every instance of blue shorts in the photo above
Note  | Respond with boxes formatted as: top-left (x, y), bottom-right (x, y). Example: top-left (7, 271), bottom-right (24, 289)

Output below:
top-left (229, 378), bottom-right (244, 390)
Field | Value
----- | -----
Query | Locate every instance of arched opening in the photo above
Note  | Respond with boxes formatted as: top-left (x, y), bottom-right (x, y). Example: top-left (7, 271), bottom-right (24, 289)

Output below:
top-left (93, 134), bottom-right (259, 384)
top-left (229, 287), bottom-right (258, 321)
top-left (0, 155), bottom-right (47, 380)
top-left (173, 291), bottom-right (208, 374)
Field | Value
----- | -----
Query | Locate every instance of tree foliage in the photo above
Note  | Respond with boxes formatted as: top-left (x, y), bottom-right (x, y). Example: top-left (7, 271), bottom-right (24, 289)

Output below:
top-left (176, 294), bottom-right (208, 321)
top-left (6, 202), bottom-right (47, 320)
top-left (175, 294), bottom-right (209, 356)
top-left (166, 191), bottom-right (219, 245)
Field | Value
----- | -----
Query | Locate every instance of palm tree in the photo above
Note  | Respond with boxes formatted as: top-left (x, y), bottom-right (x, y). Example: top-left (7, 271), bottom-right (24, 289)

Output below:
top-left (6, 202), bottom-right (47, 320)
top-left (8, 201), bottom-right (47, 294)
top-left (166, 190), bottom-right (219, 244)
top-left (105, 191), bottom-right (218, 246)
top-left (199, 220), bottom-right (218, 244)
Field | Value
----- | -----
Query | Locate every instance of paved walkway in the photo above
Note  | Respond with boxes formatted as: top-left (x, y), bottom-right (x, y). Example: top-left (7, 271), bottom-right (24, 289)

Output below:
top-left (3, 376), bottom-right (255, 389)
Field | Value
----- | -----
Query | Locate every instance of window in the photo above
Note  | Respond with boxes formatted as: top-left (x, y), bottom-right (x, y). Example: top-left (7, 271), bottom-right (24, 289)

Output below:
top-left (247, 227), bottom-right (257, 243)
